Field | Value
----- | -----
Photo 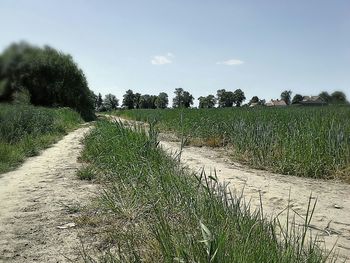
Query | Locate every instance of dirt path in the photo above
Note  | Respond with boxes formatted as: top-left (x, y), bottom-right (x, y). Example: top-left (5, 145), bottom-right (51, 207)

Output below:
top-left (159, 140), bottom-right (350, 261)
top-left (0, 125), bottom-right (95, 262)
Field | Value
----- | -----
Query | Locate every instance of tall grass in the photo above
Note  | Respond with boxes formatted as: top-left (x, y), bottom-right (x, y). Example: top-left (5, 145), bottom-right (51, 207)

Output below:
top-left (0, 103), bottom-right (83, 173)
top-left (114, 106), bottom-right (350, 179)
top-left (79, 120), bottom-right (333, 262)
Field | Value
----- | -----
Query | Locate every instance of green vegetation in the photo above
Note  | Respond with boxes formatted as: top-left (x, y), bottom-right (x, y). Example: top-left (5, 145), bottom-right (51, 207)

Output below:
top-left (114, 106), bottom-right (350, 179)
top-left (0, 42), bottom-right (95, 121)
top-left (79, 120), bottom-right (331, 262)
top-left (0, 104), bottom-right (83, 173)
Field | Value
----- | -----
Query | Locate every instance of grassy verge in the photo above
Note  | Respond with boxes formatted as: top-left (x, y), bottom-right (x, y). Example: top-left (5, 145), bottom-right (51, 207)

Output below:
top-left (0, 103), bottom-right (83, 173)
top-left (78, 120), bottom-right (333, 262)
top-left (112, 106), bottom-right (350, 180)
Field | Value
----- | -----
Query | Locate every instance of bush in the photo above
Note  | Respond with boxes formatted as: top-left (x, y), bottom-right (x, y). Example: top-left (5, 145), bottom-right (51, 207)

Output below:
top-left (0, 42), bottom-right (95, 121)
top-left (0, 103), bottom-right (83, 173)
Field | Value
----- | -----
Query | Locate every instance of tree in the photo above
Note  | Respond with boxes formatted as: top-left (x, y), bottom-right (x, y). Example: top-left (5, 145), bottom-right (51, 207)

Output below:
top-left (249, 96), bottom-right (259, 105)
top-left (292, 94), bottom-right (303, 104)
top-left (281, 90), bottom-right (292, 105)
top-left (138, 94), bottom-right (154, 109)
top-left (122, 89), bottom-right (135, 109)
top-left (233, 89), bottom-right (246, 107)
top-left (155, 92), bottom-right (168, 109)
top-left (331, 91), bottom-right (347, 104)
top-left (103, 94), bottom-right (119, 111)
top-left (319, 91), bottom-right (331, 103)
top-left (198, 95), bottom-right (216, 108)
top-left (173, 88), bottom-right (194, 108)
top-left (95, 93), bottom-right (103, 110)
top-left (216, 89), bottom-right (234, 107)
top-left (0, 42), bottom-right (95, 120)
top-left (133, 93), bottom-right (141, 109)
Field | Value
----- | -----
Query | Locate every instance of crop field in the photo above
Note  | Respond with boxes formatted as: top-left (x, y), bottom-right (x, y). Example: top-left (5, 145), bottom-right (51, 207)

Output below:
top-left (0, 104), bottom-right (83, 173)
top-left (114, 106), bottom-right (350, 180)
top-left (78, 120), bottom-right (331, 262)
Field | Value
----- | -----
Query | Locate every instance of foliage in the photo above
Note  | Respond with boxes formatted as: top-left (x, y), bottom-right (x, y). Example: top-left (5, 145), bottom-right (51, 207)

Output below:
top-left (217, 89), bottom-right (234, 107)
top-left (0, 42), bottom-right (95, 121)
top-left (331, 91), bottom-right (347, 104)
top-left (122, 89), bottom-right (135, 109)
top-left (319, 92), bottom-right (331, 103)
top-left (198, 94), bottom-right (216, 108)
top-left (80, 120), bottom-right (329, 262)
top-left (155, 92), bottom-right (169, 109)
top-left (95, 93), bottom-right (103, 110)
top-left (173, 88), bottom-right (194, 108)
top-left (233, 88), bottom-right (246, 107)
top-left (281, 90), bottom-right (292, 105)
top-left (103, 93), bottom-right (119, 111)
top-left (133, 92), bottom-right (141, 109)
top-left (115, 106), bottom-right (350, 179)
top-left (292, 94), bottom-right (303, 104)
top-left (0, 104), bottom-right (82, 173)
top-left (140, 94), bottom-right (157, 109)
top-left (249, 96), bottom-right (259, 104)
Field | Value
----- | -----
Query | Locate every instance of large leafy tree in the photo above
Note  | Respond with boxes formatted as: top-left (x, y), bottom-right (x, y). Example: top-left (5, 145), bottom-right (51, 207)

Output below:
top-left (0, 42), bottom-right (95, 120)
top-left (139, 94), bottom-right (157, 109)
top-left (133, 92), bottom-right (141, 109)
top-left (319, 91), bottom-right (331, 103)
top-left (292, 94), bottom-right (303, 104)
top-left (249, 96), bottom-right (259, 104)
top-left (198, 95), bottom-right (216, 108)
top-left (233, 89), bottom-right (246, 107)
top-left (103, 94), bottom-right (119, 111)
top-left (155, 92), bottom-right (168, 109)
top-left (122, 89), bottom-right (135, 109)
top-left (280, 90), bottom-right (292, 105)
top-left (331, 91), bottom-right (347, 104)
top-left (173, 88), bottom-right (194, 108)
top-left (216, 89), bottom-right (234, 107)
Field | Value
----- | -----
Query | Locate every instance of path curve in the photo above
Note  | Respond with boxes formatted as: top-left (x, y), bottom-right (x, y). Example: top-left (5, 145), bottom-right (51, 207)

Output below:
top-left (0, 125), bottom-right (95, 262)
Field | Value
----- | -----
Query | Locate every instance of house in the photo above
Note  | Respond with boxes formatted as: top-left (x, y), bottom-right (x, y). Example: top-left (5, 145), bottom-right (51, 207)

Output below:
top-left (266, 99), bottom-right (287, 107)
top-left (299, 96), bottom-right (327, 106)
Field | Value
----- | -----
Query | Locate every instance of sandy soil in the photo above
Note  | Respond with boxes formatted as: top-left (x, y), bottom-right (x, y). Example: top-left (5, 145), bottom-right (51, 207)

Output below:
top-left (0, 125), bottom-right (96, 263)
top-left (159, 139), bottom-right (350, 261)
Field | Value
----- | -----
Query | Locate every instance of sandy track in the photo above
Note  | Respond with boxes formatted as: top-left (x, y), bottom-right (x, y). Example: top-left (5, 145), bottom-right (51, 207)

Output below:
top-left (159, 140), bottom-right (350, 261)
top-left (0, 125), bottom-right (95, 262)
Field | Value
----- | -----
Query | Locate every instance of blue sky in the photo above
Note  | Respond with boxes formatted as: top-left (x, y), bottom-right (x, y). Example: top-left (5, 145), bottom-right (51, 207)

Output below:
top-left (1, 0), bottom-right (349, 105)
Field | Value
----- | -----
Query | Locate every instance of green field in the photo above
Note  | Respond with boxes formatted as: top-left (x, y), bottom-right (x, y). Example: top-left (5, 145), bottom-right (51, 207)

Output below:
top-left (0, 104), bottom-right (83, 173)
top-left (79, 120), bottom-right (330, 262)
top-left (114, 106), bottom-right (350, 180)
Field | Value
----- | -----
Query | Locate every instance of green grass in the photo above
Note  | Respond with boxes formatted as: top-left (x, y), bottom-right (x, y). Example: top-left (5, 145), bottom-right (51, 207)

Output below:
top-left (0, 103), bottom-right (83, 173)
top-left (79, 120), bottom-right (333, 262)
top-left (113, 106), bottom-right (350, 180)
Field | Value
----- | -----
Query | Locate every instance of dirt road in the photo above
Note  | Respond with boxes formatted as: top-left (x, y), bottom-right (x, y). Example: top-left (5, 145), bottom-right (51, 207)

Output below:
top-left (0, 126), bottom-right (95, 262)
top-left (159, 139), bottom-right (350, 261)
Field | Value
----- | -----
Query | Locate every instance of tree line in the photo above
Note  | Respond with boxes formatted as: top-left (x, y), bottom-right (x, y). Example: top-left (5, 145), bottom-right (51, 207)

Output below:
top-left (279, 90), bottom-right (347, 105)
top-left (96, 87), bottom-right (348, 111)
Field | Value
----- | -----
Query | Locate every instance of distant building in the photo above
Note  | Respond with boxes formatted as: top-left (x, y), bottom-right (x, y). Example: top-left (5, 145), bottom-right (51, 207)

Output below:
top-left (299, 96), bottom-right (327, 106)
top-left (266, 99), bottom-right (287, 107)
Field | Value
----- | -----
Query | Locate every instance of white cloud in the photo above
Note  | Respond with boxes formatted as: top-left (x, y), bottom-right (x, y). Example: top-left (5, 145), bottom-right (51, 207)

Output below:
top-left (151, 53), bottom-right (174, 65)
top-left (216, 59), bottom-right (244, 66)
